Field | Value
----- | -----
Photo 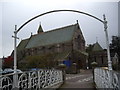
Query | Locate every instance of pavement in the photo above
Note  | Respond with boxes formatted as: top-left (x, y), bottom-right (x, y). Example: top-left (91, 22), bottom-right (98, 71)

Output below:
top-left (59, 69), bottom-right (96, 89)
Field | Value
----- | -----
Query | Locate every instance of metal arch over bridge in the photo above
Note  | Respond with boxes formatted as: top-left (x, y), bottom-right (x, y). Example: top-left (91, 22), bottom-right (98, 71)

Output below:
top-left (16, 9), bottom-right (104, 33)
top-left (13, 10), bottom-right (112, 82)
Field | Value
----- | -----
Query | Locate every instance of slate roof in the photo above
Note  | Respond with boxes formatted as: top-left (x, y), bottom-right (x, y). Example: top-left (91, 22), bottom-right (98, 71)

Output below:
top-left (92, 42), bottom-right (103, 51)
top-left (17, 39), bottom-right (29, 51)
top-left (54, 51), bottom-right (71, 61)
top-left (37, 24), bottom-right (43, 33)
top-left (25, 24), bottom-right (78, 49)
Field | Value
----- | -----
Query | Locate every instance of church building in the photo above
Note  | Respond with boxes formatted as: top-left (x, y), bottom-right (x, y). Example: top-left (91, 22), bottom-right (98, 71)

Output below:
top-left (86, 42), bottom-right (108, 68)
top-left (12, 22), bottom-right (88, 72)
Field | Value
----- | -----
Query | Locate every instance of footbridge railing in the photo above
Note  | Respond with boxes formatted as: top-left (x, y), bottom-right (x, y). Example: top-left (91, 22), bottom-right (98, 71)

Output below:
top-left (0, 69), bottom-right (63, 89)
top-left (94, 68), bottom-right (120, 89)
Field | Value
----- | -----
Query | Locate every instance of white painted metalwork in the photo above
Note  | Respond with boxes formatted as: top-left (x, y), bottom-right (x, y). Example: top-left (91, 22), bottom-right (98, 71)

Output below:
top-left (94, 68), bottom-right (120, 89)
top-left (103, 14), bottom-right (112, 70)
top-left (0, 69), bottom-right (63, 89)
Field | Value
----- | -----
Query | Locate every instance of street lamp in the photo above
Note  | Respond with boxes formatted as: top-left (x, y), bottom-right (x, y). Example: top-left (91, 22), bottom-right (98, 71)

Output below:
top-left (12, 25), bottom-right (19, 88)
top-left (103, 14), bottom-right (112, 70)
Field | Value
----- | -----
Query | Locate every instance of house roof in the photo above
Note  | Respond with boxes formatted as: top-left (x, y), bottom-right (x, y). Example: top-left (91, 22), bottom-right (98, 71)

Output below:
top-left (79, 51), bottom-right (88, 56)
top-left (54, 51), bottom-right (71, 61)
top-left (17, 39), bottom-right (29, 51)
top-left (37, 24), bottom-right (43, 33)
top-left (92, 42), bottom-right (103, 51)
top-left (25, 23), bottom-right (78, 49)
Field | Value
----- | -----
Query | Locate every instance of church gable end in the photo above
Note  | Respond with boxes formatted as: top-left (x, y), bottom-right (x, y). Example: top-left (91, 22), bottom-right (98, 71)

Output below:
top-left (72, 24), bottom-right (85, 51)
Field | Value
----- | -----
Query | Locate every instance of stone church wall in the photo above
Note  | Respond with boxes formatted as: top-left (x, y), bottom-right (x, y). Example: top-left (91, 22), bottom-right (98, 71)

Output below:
top-left (72, 29), bottom-right (85, 51)
top-left (24, 42), bottom-right (73, 57)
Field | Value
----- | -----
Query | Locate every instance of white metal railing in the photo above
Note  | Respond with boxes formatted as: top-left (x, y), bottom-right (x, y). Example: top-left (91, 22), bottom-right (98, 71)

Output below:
top-left (94, 68), bottom-right (120, 89)
top-left (0, 69), bottom-right (63, 89)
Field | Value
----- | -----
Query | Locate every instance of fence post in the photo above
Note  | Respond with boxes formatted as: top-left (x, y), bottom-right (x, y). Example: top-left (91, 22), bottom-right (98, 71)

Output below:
top-left (62, 70), bottom-right (66, 84)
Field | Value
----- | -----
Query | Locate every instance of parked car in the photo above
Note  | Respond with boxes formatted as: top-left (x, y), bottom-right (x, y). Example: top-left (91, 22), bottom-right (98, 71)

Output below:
top-left (0, 70), bottom-right (9, 75)
top-left (0, 68), bottom-right (3, 72)
top-left (16, 69), bottom-right (23, 73)
top-left (1, 68), bottom-right (23, 75)
top-left (0, 71), bottom-right (4, 75)
top-left (30, 68), bottom-right (40, 71)
top-left (4, 68), bottom-right (13, 74)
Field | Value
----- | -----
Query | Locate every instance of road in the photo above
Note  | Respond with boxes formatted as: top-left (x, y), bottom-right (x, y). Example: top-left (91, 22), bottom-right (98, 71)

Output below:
top-left (59, 69), bottom-right (96, 89)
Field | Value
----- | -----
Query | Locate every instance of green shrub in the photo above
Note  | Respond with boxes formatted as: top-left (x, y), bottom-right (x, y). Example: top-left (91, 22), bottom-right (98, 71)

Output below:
top-left (24, 53), bottom-right (57, 69)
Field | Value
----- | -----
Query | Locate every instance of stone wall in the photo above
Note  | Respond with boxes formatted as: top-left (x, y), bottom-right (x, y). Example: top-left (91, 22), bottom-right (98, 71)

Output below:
top-left (24, 42), bottom-right (73, 57)
top-left (72, 27), bottom-right (85, 51)
top-left (88, 50), bottom-right (107, 68)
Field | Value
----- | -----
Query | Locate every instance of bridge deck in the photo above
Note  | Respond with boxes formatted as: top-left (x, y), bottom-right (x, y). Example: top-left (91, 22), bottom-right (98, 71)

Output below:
top-left (59, 69), bottom-right (96, 89)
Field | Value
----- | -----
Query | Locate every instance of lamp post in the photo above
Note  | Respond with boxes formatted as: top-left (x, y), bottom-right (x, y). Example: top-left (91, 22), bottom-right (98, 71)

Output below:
top-left (103, 14), bottom-right (112, 70)
top-left (12, 25), bottom-right (19, 88)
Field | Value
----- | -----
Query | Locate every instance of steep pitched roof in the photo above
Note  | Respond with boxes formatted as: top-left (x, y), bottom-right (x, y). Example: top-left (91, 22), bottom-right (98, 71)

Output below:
top-left (25, 24), bottom-right (78, 49)
top-left (17, 39), bottom-right (29, 51)
top-left (37, 24), bottom-right (43, 34)
top-left (92, 42), bottom-right (103, 51)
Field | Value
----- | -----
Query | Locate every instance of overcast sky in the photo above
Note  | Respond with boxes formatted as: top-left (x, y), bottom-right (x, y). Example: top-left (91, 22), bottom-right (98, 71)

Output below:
top-left (0, 0), bottom-right (119, 58)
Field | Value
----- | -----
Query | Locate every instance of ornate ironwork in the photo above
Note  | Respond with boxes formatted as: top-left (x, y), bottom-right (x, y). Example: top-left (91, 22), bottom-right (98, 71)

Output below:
top-left (0, 69), bottom-right (63, 89)
top-left (94, 68), bottom-right (120, 89)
